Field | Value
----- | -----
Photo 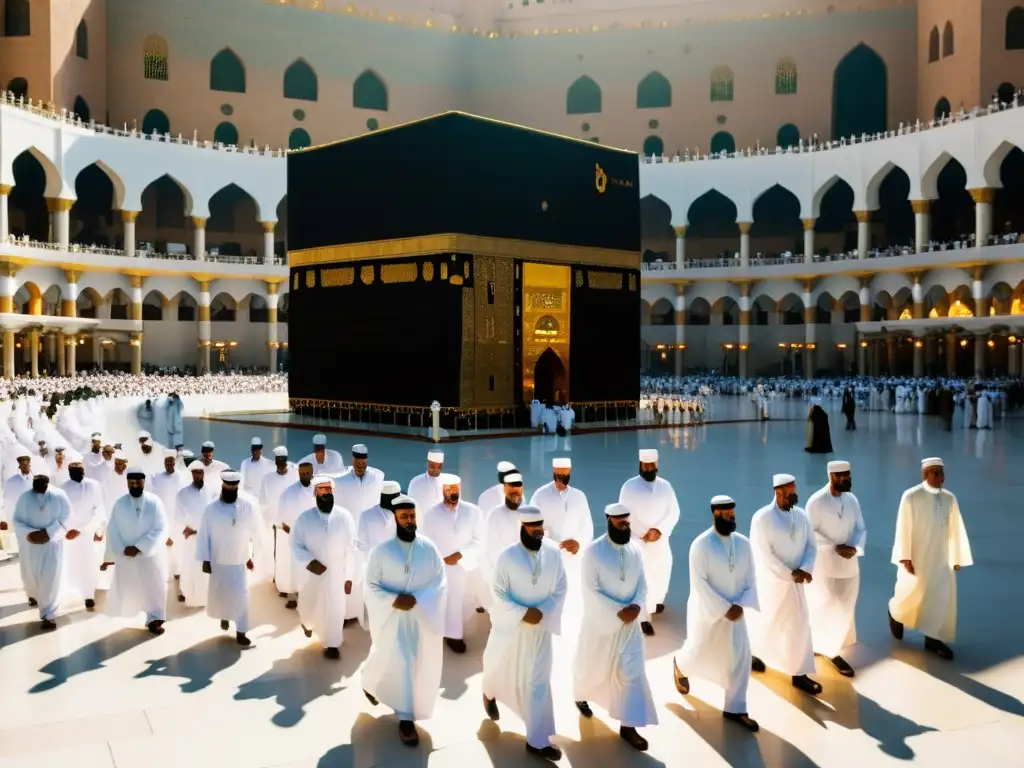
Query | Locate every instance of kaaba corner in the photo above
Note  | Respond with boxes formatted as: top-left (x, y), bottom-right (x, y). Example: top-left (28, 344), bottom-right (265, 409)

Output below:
top-left (286, 111), bottom-right (641, 425)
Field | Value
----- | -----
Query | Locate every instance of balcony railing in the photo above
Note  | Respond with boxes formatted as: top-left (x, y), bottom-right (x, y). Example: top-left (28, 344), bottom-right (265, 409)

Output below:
top-left (2, 236), bottom-right (287, 267)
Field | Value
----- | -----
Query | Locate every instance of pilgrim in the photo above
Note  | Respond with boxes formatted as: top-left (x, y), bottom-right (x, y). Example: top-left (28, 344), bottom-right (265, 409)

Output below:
top-left (748, 474), bottom-right (820, 695)
top-left (259, 446), bottom-right (298, 527)
top-left (356, 480), bottom-right (401, 556)
top-left (481, 473), bottom-right (526, 590)
top-left (59, 460), bottom-right (107, 610)
top-left (299, 434), bottom-right (346, 476)
top-left (529, 457), bottom-right (594, 561)
top-left (573, 503), bottom-right (657, 751)
top-left (481, 505), bottom-right (567, 760)
top-left (1, 448), bottom-right (34, 547)
top-left (83, 434), bottom-right (105, 472)
top-left (889, 457), bottom-right (973, 660)
top-left (805, 460), bottom-right (866, 676)
top-left (13, 473), bottom-right (71, 629)
top-left (407, 450), bottom-right (445, 512)
top-left (361, 495), bottom-right (447, 747)
top-left (673, 495), bottom-right (759, 731)
top-left (174, 464), bottom-right (218, 606)
top-left (196, 470), bottom-right (267, 646)
top-left (240, 437), bottom-right (275, 498)
top-left (419, 473), bottom-right (483, 653)
top-left (617, 449), bottom-right (681, 635)
top-left (477, 461), bottom-right (518, 515)
top-left (274, 461), bottom-right (316, 607)
top-left (291, 475), bottom-right (357, 658)
top-left (334, 444), bottom-right (385, 522)
top-left (198, 441), bottom-right (230, 476)
top-left (103, 467), bottom-right (170, 634)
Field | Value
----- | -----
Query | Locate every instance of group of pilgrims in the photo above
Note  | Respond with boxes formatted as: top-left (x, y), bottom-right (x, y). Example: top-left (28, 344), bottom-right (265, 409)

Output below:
top-left (0, 400), bottom-right (974, 759)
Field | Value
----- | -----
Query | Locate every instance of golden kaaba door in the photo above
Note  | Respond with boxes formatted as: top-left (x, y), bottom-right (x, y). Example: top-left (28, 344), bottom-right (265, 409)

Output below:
top-left (521, 262), bottom-right (570, 404)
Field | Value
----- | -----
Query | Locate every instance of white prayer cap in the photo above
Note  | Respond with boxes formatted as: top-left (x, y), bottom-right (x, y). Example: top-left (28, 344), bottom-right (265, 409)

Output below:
top-left (772, 473), bottom-right (796, 487)
top-left (201, 441), bottom-right (215, 450)
top-left (221, 470), bottom-right (242, 483)
top-left (921, 457), bottom-right (944, 469)
top-left (710, 495), bottom-right (736, 506)
top-left (138, 430), bottom-right (151, 440)
top-left (497, 461), bottom-right (517, 473)
top-left (190, 464), bottom-right (206, 474)
top-left (827, 460), bottom-right (851, 474)
top-left (113, 452), bottom-right (129, 462)
top-left (164, 448), bottom-right (177, 458)
top-left (439, 473), bottom-right (461, 486)
top-left (312, 434), bottom-right (327, 446)
top-left (381, 480), bottom-right (402, 494)
top-left (126, 466), bottom-right (146, 478)
top-left (273, 445), bottom-right (288, 457)
top-left (605, 503), bottom-right (630, 518)
top-left (90, 431), bottom-right (102, 439)
top-left (391, 494), bottom-right (415, 509)
top-left (503, 472), bottom-right (523, 485)
top-left (251, 437), bottom-right (263, 446)
top-left (427, 450), bottom-right (444, 463)
top-left (312, 475), bottom-right (334, 488)
top-left (552, 457), bottom-right (572, 469)
top-left (55, 444), bottom-right (66, 451)
top-left (181, 449), bottom-right (195, 458)
top-left (639, 449), bottom-right (659, 463)
top-left (352, 443), bottom-right (368, 456)
top-left (518, 505), bottom-right (544, 524)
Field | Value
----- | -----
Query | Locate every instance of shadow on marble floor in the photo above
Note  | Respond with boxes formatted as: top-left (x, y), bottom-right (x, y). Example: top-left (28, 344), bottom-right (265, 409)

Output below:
top-left (30, 627), bottom-right (158, 693)
top-left (317, 712), bottom-right (435, 768)
top-left (135, 634), bottom-right (248, 693)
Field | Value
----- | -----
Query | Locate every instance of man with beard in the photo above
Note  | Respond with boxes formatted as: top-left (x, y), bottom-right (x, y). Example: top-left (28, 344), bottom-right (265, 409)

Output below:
top-left (481, 473), bottom-right (525, 598)
top-left (60, 460), bottom-right (107, 611)
top-left (573, 503), bottom-right (657, 751)
top-left (407, 450), bottom-right (445, 512)
top-left (196, 470), bottom-right (268, 647)
top-left (617, 449), bottom-right (680, 636)
top-left (299, 434), bottom-right (346, 476)
top-left (240, 437), bottom-right (275, 499)
top-left (83, 433), bottom-right (105, 473)
top-left (13, 473), bottom-right (71, 630)
top-left (529, 458), bottom-right (593, 564)
top-left (357, 480), bottom-right (402, 557)
top-left (334, 444), bottom-right (385, 525)
top-left (420, 474), bottom-right (483, 653)
top-left (673, 495), bottom-right (759, 732)
top-left (477, 461), bottom-right (518, 516)
top-left (198, 441), bottom-right (230, 476)
top-left (481, 505), bottom-right (567, 760)
top-left (748, 474), bottom-right (821, 696)
top-left (292, 476), bottom-right (357, 659)
top-left (805, 460), bottom-right (866, 677)
top-left (174, 464), bottom-right (218, 606)
top-left (362, 495), bottom-right (447, 747)
top-left (274, 461), bottom-right (316, 608)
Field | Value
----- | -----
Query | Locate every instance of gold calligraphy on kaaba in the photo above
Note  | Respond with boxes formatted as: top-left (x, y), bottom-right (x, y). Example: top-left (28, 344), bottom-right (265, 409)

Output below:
top-left (380, 263), bottom-right (418, 283)
top-left (305, 271), bottom-right (317, 289)
top-left (320, 267), bottom-right (354, 288)
top-left (422, 262), bottom-right (434, 281)
top-left (595, 164), bottom-right (607, 194)
top-left (588, 271), bottom-right (623, 290)
top-left (293, 272), bottom-right (300, 290)
top-left (360, 266), bottom-right (375, 285)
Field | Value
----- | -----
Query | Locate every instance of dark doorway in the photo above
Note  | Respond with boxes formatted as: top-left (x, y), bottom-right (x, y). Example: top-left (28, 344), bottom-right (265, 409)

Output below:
top-left (534, 347), bottom-right (568, 405)
top-left (832, 44), bottom-right (887, 140)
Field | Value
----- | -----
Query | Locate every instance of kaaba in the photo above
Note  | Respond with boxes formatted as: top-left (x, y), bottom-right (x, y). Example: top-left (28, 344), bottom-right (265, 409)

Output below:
top-left (287, 111), bottom-right (640, 425)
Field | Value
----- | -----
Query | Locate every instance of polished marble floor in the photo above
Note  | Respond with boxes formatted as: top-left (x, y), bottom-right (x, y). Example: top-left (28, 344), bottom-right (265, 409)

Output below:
top-left (2, 399), bottom-right (1023, 768)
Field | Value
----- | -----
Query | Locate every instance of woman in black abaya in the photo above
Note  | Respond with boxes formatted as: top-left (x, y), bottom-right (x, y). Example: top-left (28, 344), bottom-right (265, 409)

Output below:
top-left (805, 399), bottom-right (833, 453)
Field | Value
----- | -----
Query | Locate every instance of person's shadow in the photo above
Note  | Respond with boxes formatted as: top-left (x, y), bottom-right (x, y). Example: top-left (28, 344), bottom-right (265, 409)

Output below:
top-left (440, 612), bottom-right (487, 701)
top-left (561, 714), bottom-right (668, 768)
top-left (317, 712), bottom-right (434, 767)
top-left (31, 627), bottom-right (156, 692)
top-left (135, 636), bottom-right (246, 693)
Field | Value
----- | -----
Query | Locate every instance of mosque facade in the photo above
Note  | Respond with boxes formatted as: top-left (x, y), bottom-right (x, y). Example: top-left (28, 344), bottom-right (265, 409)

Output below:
top-left (1, 0), bottom-right (1024, 380)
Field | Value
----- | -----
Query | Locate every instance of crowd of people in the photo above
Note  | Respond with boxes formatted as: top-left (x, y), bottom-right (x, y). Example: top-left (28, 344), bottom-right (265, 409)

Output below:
top-left (0, 384), bottom-right (974, 758)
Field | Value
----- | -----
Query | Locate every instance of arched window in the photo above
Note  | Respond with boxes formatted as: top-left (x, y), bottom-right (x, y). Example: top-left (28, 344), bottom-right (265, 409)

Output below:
top-left (942, 21), bottom-right (954, 57)
top-left (76, 20), bottom-right (88, 59)
top-left (289, 128), bottom-right (311, 150)
top-left (642, 135), bottom-right (664, 158)
top-left (710, 131), bottom-right (735, 155)
top-left (998, 81), bottom-right (1016, 104)
top-left (214, 121), bottom-right (239, 145)
top-left (1008, 7), bottom-right (1024, 49)
top-left (710, 66), bottom-right (733, 102)
top-left (777, 123), bottom-right (800, 149)
top-left (4, 0), bottom-right (30, 37)
top-left (775, 59), bottom-right (797, 94)
top-left (143, 35), bottom-right (169, 81)
top-left (210, 49), bottom-right (245, 93)
top-left (353, 70), bottom-right (387, 111)
top-left (73, 95), bottom-right (90, 122)
top-left (6, 77), bottom-right (28, 100)
top-left (142, 108), bottom-right (170, 135)
top-left (928, 26), bottom-right (940, 62)
top-left (934, 96), bottom-right (951, 120)
top-left (566, 75), bottom-right (601, 114)
top-left (636, 72), bottom-right (671, 109)
top-left (284, 59), bottom-right (318, 101)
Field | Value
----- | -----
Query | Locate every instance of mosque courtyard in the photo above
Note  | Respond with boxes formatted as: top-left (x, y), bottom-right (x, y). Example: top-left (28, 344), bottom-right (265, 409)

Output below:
top-left (1, 399), bottom-right (1023, 768)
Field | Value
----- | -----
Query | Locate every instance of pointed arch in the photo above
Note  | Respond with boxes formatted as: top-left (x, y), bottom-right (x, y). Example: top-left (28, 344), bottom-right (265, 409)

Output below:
top-left (710, 131), bottom-right (735, 155)
top-left (1007, 7), bottom-right (1024, 50)
top-left (284, 59), bottom-right (318, 102)
top-left (143, 34), bottom-right (169, 81)
top-left (637, 72), bottom-right (671, 109)
top-left (7, 77), bottom-right (28, 100)
top-left (832, 44), bottom-right (887, 140)
top-left (928, 26), bottom-right (940, 62)
top-left (174, 291), bottom-right (197, 321)
top-left (210, 292), bottom-right (237, 322)
top-left (567, 75), bottom-right (601, 115)
top-left (142, 290), bottom-right (166, 321)
top-left (142, 108), bottom-right (170, 135)
top-left (213, 121), bottom-right (239, 146)
top-left (934, 97), bottom-right (951, 120)
top-left (777, 123), bottom-right (800, 149)
top-left (73, 95), bottom-right (91, 122)
top-left (643, 136), bottom-right (664, 158)
top-left (289, 128), bottom-right (311, 150)
top-left (775, 58), bottom-right (797, 95)
top-left (942, 21), bottom-right (954, 57)
top-left (710, 66), bottom-right (733, 102)
top-left (210, 48), bottom-right (246, 93)
top-left (353, 69), bottom-right (387, 111)
top-left (76, 20), bottom-right (89, 59)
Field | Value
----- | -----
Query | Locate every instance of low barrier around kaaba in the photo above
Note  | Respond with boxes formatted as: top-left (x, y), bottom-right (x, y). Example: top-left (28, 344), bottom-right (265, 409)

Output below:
top-left (286, 111), bottom-right (641, 434)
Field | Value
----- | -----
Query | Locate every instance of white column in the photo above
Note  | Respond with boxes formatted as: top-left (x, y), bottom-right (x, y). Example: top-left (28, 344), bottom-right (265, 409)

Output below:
top-left (802, 219), bottom-right (815, 263)
top-left (65, 336), bottom-right (77, 377)
top-left (262, 222), bottom-right (275, 264)
top-left (738, 286), bottom-right (750, 378)
top-left (970, 188), bottom-right (994, 247)
top-left (2, 330), bottom-right (14, 380)
top-left (913, 335), bottom-right (924, 377)
top-left (912, 200), bottom-right (931, 252)
top-left (266, 283), bottom-right (280, 372)
top-left (93, 337), bottom-right (103, 371)
top-left (673, 225), bottom-right (686, 269)
top-left (857, 336), bottom-right (866, 375)
top-left (28, 330), bottom-right (38, 378)
top-left (974, 335), bottom-right (986, 377)
top-left (198, 281), bottom-right (211, 373)
top-left (192, 217), bottom-right (207, 261)
top-left (49, 198), bottom-right (73, 249)
top-left (855, 210), bottom-right (870, 259)
top-left (45, 332), bottom-right (55, 374)
top-left (122, 210), bottom-right (138, 257)
top-left (972, 275), bottom-right (985, 317)
top-left (739, 222), bottom-right (751, 268)
top-left (0, 185), bottom-right (11, 241)
top-left (803, 286), bottom-right (815, 379)
top-left (673, 285), bottom-right (685, 377)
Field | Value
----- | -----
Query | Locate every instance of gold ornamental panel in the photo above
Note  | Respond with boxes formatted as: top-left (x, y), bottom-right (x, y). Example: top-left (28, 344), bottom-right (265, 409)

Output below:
top-left (521, 262), bottom-right (570, 404)
top-left (305, 271), bottom-right (316, 289)
top-left (588, 270), bottom-right (623, 290)
top-left (463, 254), bottom-right (514, 408)
top-left (422, 262), bottom-right (435, 281)
top-left (360, 265), bottom-right (375, 285)
top-left (380, 262), bottom-right (418, 284)
top-left (321, 267), bottom-right (354, 287)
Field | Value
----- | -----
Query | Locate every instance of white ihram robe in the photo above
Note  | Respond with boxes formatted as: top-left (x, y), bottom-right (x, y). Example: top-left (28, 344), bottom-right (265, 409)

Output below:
top-left (13, 488), bottom-right (71, 620)
top-left (573, 535), bottom-right (658, 727)
top-left (362, 536), bottom-right (447, 721)
top-left (480, 504), bottom-right (523, 607)
top-left (356, 504), bottom-right (397, 556)
top-left (805, 485), bottom-right (866, 657)
top-left (104, 492), bottom-right (169, 624)
top-left (240, 455), bottom-right (275, 499)
top-left (419, 501), bottom-right (483, 639)
top-left (677, 528), bottom-right (758, 713)
top-left (59, 478), bottom-right (107, 602)
top-left (477, 484), bottom-right (505, 518)
top-left (335, 469), bottom-right (385, 523)
top-left (195, 497), bottom-right (268, 633)
top-left (151, 469), bottom-right (188, 577)
top-left (748, 502), bottom-right (817, 676)
top-left (292, 504), bottom-right (357, 648)
top-left (407, 472), bottom-right (443, 513)
top-left (298, 450), bottom-right (346, 476)
top-left (618, 475), bottom-right (681, 617)
top-left (889, 483), bottom-right (973, 643)
top-left (482, 540), bottom-right (567, 750)
top-left (175, 483), bottom-right (218, 606)
top-left (274, 480), bottom-right (314, 595)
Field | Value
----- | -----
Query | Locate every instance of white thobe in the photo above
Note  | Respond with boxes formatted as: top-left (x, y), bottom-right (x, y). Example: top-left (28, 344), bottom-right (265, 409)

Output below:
top-left (889, 484), bottom-right (973, 642)
top-left (356, 504), bottom-right (397, 555)
top-left (676, 528), bottom-right (758, 713)
top-left (747, 502), bottom-right (817, 676)
top-left (334, 468), bottom-right (385, 522)
top-left (1, 471), bottom-right (32, 554)
top-left (298, 450), bottom-right (346, 476)
top-left (481, 504), bottom-right (522, 586)
top-left (419, 501), bottom-right (483, 639)
top-left (13, 488), bottom-right (71, 620)
top-left (573, 535), bottom-right (658, 727)
top-left (977, 395), bottom-right (993, 429)
top-left (362, 536), bottom-right (447, 721)
top-left (618, 475), bottom-right (681, 616)
top-left (104, 492), bottom-right (169, 624)
top-left (59, 478), bottom-right (107, 601)
top-left (274, 480), bottom-right (315, 594)
top-left (477, 484), bottom-right (504, 517)
top-left (292, 504), bottom-right (357, 648)
top-left (240, 455), bottom-right (275, 498)
top-left (407, 472), bottom-right (443, 512)
top-left (175, 483), bottom-right (218, 606)
top-left (151, 470), bottom-right (188, 576)
top-left (482, 541), bottom-right (567, 750)
top-left (101, 470), bottom-right (129, 515)
top-left (529, 483), bottom-right (594, 553)
top-left (83, 450), bottom-right (106, 474)
top-left (198, 458), bottom-right (230, 477)
top-left (259, 467), bottom-right (298, 527)
top-left (805, 485), bottom-right (867, 657)
top-left (195, 497), bottom-right (267, 633)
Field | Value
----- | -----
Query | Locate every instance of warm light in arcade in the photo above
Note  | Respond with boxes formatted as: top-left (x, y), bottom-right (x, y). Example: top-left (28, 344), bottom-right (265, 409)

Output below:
top-left (660, 351), bottom-right (667, 360)
top-left (960, 338), bottom-right (969, 348)
top-left (988, 339), bottom-right (996, 348)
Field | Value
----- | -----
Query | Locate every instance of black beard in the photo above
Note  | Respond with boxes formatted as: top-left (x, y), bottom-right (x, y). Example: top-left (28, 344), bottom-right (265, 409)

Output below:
top-left (299, 478), bottom-right (311, 487)
top-left (713, 516), bottom-right (737, 536)
top-left (639, 469), bottom-right (658, 482)
top-left (396, 523), bottom-right (417, 542)
top-left (607, 520), bottom-right (631, 545)
top-left (193, 480), bottom-right (204, 489)
top-left (553, 474), bottom-right (570, 486)
top-left (521, 526), bottom-right (543, 551)
top-left (504, 497), bottom-right (521, 510)
top-left (221, 489), bottom-right (238, 504)
top-left (833, 480), bottom-right (852, 494)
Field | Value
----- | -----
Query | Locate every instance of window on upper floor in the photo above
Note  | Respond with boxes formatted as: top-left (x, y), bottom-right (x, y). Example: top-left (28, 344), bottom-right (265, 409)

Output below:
top-left (775, 59), bottom-right (797, 95)
top-left (284, 59), bottom-right (318, 102)
top-left (143, 35), bottom-right (169, 81)
top-left (777, 123), bottom-right (800, 149)
top-left (998, 81), bottom-right (1016, 104)
top-left (710, 66), bottom-right (733, 102)
top-left (142, 108), bottom-right (170, 135)
top-left (211, 49), bottom-right (246, 93)
top-left (1007, 7), bottom-right (1024, 49)
top-left (353, 70), bottom-right (388, 111)
top-left (214, 121), bottom-right (239, 146)
top-left (4, 0), bottom-right (30, 37)
top-left (642, 135), bottom-right (664, 158)
top-left (710, 131), bottom-right (735, 155)
top-left (7, 77), bottom-right (28, 100)
top-left (566, 75), bottom-right (601, 114)
top-left (928, 26), bottom-right (940, 62)
top-left (942, 21), bottom-right (954, 57)
top-left (636, 72), bottom-right (671, 109)
top-left (73, 95), bottom-right (90, 122)
top-left (934, 97), bottom-right (951, 120)
top-left (75, 20), bottom-right (88, 59)
top-left (289, 128), bottom-right (311, 150)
